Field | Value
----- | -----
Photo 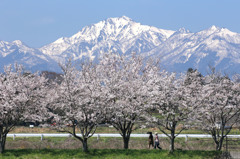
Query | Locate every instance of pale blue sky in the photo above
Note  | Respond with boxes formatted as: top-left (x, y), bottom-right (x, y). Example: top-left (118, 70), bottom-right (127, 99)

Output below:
top-left (1, 0), bottom-right (240, 48)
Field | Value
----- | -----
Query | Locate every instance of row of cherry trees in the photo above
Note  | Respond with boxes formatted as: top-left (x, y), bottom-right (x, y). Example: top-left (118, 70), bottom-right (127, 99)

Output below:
top-left (1, 54), bottom-right (240, 153)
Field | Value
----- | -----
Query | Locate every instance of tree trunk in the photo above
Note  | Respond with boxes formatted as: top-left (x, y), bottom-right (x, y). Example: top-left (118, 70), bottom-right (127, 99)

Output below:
top-left (0, 134), bottom-right (6, 154)
top-left (169, 126), bottom-right (176, 153)
top-left (123, 136), bottom-right (130, 149)
top-left (216, 137), bottom-right (224, 151)
top-left (0, 144), bottom-right (3, 154)
top-left (170, 137), bottom-right (175, 153)
top-left (82, 138), bottom-right (88, 152)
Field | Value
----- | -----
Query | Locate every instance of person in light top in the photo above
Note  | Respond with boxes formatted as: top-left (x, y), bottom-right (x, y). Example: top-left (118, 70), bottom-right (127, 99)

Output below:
top-left (154, 132), bottom-right (162, 149)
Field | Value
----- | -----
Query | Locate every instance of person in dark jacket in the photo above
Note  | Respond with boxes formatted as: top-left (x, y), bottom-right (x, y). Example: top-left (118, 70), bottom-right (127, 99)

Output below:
top-left (147, 132), bottom-right (154, 149)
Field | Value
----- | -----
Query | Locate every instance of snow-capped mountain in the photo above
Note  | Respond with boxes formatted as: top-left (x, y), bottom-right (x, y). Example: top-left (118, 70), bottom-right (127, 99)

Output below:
top-left (149, 25), bottom-right (240, 75)
top-left (1, 16), bottom-right (240, 75)
top-left (39, 16), bottom-right (175, 63)
top-left (0, 40), bottom-right (59, 72)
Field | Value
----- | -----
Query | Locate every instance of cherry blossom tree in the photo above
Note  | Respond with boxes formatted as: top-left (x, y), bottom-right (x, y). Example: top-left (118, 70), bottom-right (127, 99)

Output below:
top-left (193, 72), bottom-right (240, 151)
top-left (233, 74), bottom-right (240, 83)
top-left (99, 53), bottom-right (153, 149)
top-left (146, 71), bottom-right (197, 152)
top-left (47, 60), bottom-right (105, 152)
top-left (0, 64), bottom-right (48, 153)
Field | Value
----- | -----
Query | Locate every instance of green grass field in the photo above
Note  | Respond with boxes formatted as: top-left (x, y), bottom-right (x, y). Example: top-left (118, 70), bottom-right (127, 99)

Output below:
top-left (0, 149), bottom-right (221, 159)
top-left (5, 136), bottom-right (219, 150)
top-left (2, 126), bottom-right (238, 158)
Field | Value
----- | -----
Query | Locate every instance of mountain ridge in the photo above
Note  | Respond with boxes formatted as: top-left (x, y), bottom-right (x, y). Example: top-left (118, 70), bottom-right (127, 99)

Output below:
top-left (1, 16), bottom-right (240, 75)
top-left (39, 16), bottom-right (175, 62)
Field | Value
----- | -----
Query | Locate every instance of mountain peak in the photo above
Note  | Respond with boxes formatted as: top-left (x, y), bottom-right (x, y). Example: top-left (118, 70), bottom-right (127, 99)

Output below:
top-left (70, 16), bottom-right (135, 41)
top-left (104, 16), bottom-right (133, 27)
top-left (119, 16), bottom-right (132, 21)
top-left (12, 40), bottom-right (24, 46)
top-left (177, 28), bottom-right (190, 33)
top-left (68, 16), bottom-right (175, 43)
top-left (208, 25), bottom-right (220, 31)
top-left (107, 16), bottom-right (132, 21)
top-left (205, 25), bottom-right (238, 37)
top-left (197, 25), bottom-right (221, 36)
top-left (41, 16), bottom-right (175, 57)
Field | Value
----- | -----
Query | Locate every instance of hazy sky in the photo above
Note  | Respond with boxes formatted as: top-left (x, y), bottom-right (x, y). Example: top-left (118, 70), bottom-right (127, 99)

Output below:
top-left (1, 0), bottom-right (240, 48)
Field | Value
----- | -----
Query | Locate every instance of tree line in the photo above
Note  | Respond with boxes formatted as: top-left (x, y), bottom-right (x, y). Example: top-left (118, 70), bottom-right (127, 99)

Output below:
top-left (0, 53), bottom-right (240, 153)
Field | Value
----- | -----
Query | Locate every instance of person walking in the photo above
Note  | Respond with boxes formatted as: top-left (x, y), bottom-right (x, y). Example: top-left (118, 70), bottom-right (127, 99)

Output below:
top-left (148, 132), bottom-right (154, 149)
top-left (154, 132), bottom-right (162, 149)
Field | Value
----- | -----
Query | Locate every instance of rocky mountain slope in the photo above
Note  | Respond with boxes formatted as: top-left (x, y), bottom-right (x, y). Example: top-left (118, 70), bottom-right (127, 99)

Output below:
top-left (149, 26), bottom-right (240, 75)
top-left (0, 40), bottom-right (59, 72)
top-left (39, 16), bottom-right (174, 63)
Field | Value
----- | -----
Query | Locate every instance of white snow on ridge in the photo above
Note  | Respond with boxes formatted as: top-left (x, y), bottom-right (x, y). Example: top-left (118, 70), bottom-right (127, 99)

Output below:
top-left (39, 16), bottom-right (175, 58)
top-left (1, 16), bottom-right (240, 75)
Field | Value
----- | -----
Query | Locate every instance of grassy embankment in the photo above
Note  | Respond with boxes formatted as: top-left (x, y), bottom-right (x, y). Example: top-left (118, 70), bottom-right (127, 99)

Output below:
top-left (0, 149), bottom-right (221, 159)
top-left (6, 136), bottom-right (238, 151)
